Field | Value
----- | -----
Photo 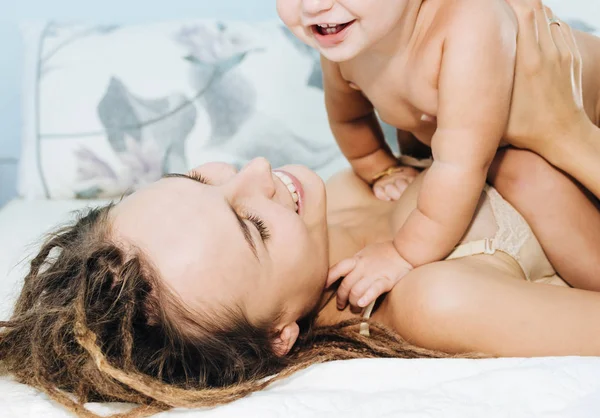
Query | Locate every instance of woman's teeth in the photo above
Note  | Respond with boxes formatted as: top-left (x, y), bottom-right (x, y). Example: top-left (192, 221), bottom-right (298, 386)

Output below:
top-left (274, 171), bottom-right (300, 212)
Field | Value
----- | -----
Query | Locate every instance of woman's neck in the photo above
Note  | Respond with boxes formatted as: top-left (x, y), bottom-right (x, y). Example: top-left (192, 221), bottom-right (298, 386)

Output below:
top-left (315, 204), bottom-right (394, 327)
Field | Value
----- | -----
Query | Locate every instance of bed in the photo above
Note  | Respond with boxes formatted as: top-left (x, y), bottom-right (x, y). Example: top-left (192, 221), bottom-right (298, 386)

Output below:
top-left (1, 201), bottom-right (600, 417)
top-left (0, 200), bottom-right (600, 418)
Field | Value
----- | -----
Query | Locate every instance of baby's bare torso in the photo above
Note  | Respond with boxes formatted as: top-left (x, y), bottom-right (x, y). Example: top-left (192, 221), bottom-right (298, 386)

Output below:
top-left (338, 0), bottom-right (600, 143)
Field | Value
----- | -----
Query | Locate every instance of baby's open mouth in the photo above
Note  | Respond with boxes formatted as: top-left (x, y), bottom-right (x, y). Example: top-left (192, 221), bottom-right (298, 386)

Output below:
top-left (313, 21), bottom-right (354, 36)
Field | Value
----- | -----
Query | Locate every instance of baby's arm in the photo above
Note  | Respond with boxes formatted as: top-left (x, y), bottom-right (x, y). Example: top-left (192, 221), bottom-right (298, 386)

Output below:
top-left (321, 56), bottom-right (398, 183)
top-left (327, 4), bottom-right (519, 309)
top-left (396, 7), bottom-right (517, 266)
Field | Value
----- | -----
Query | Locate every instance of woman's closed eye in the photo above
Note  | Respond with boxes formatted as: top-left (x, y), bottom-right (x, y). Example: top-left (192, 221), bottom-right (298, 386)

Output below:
top-left (163, 172), bottom-right (211, 185)
top-left (243, 211), bottom-right (271, 242)
top-left (187, 171), bottom-right (211, 184)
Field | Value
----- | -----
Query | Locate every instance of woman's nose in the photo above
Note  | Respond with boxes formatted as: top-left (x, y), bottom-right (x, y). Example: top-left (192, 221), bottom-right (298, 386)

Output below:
top-left (228, 158), bottom-right (276, 198)
top-left (302, 0), bottom-right (334, 15)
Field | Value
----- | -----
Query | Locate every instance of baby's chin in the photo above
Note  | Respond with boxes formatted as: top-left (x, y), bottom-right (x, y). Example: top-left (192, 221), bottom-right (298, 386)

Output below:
top-left (317, 44), bottom-right (363, 63)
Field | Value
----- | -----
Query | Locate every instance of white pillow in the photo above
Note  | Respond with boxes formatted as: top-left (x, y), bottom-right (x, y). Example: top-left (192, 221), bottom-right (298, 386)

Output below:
top-left (19, 20), bottom-right (350, 199)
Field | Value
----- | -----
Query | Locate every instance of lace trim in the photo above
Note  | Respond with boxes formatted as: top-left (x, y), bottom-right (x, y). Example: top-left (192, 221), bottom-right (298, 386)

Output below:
top-left (485, 186), bottom-right (531, 261)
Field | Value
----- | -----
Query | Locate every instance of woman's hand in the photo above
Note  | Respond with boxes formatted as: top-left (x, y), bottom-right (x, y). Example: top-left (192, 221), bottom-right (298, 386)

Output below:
top-left (504, 0), bottom-right (591, 158)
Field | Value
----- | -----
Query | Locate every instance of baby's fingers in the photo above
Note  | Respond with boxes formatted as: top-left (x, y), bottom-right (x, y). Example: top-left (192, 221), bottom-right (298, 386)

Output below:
top-left (327, 257), bottom-right (357, 288)
top-left (357, 277), bottom-right (396, 308)
top-left (373, 184), bottom-right (391, 201)
top-left (336, 270), bottom-right (363, 310)
top-left (373, 177), bottom-right (410, 201)
top-left (347, 276), bottom-right (380, 308)
top-left (384, 183), bottom-right (402, 200)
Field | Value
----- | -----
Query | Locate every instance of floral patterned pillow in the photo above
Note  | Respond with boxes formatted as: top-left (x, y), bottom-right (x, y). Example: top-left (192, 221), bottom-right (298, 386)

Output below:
top-left (19, 20), bottom-right (353, 199)
top-left (19, 12), bottom-right (598, 199)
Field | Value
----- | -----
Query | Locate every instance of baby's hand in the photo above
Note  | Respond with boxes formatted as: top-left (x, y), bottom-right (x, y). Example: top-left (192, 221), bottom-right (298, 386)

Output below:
top-left (327, 241), bottom-right (413, 310)
top-left (372, 165), bottom-right (420, 201)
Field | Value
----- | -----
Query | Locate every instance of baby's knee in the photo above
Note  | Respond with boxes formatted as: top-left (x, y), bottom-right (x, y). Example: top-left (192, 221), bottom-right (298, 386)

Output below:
top-left (490, 148), bottom-right (561, 203)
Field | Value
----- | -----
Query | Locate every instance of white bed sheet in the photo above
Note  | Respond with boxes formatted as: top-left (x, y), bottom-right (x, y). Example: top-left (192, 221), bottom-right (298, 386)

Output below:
top-left (1, 199), bottom-right (600, 417)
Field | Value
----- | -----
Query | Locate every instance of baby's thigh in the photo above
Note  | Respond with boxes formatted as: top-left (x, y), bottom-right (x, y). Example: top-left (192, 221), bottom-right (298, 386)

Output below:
top-left (489, 147), bottom-right (600, 289)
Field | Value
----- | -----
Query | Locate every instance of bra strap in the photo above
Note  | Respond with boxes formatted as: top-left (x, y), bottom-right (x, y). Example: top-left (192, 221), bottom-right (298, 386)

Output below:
top-left (446, 238), bottom-right (496, 260)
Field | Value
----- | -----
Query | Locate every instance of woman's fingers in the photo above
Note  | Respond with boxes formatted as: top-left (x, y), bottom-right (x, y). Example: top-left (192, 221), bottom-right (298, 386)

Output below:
top-left (535, 4), bottom-right (558, 56)
top-left (544, 8), bottom-right (572, 63)
top-left (562, 22), bottom-right (583, 97)
top-left (507, 0), bottom-right (541, 55)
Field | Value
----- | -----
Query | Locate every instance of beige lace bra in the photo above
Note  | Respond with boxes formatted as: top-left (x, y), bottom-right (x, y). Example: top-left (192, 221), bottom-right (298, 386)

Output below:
top-left (359, 185), bottom-right (560, 337)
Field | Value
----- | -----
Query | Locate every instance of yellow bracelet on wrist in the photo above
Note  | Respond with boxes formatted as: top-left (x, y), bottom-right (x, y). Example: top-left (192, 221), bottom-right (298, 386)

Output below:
top-left (370, 165), bottom-right (404, 185)
top-left (369, 156), bottom-right (433, 185)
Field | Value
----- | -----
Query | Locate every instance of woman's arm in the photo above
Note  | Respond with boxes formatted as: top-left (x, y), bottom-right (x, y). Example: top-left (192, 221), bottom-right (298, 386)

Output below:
top-left (504, 0), bottom-right (600, 198)
top-left (547, 121), bottom-right (600, 199)
top-left (381, 259), bottom-right (600, 357)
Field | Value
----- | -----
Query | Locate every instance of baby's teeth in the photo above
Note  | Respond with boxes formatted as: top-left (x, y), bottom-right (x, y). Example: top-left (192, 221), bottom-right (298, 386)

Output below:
top-left (287, 183), bottom-right (297, 193)
top-left (291, 191), bottom-right (299, 203)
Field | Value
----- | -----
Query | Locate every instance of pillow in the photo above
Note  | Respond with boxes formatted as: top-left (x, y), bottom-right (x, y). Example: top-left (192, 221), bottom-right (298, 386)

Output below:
top-left (19, 20), bottom-right (354, 199)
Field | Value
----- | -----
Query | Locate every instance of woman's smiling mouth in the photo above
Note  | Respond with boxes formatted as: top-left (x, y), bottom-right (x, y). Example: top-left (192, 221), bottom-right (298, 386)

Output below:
top-left (274, 170), bottom-right (304, 214)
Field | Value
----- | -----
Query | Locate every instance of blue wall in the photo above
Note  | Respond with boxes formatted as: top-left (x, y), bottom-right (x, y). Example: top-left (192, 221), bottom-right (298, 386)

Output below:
top-left (0, 0), bottom-right (278, 207)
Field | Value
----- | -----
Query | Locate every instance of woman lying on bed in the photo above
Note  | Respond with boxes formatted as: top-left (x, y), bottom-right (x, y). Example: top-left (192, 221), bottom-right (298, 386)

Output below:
top-left (2, 2), bottom-right (600, 417)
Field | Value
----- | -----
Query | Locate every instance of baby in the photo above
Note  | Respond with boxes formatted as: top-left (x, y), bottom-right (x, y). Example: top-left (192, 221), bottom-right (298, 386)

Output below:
top-left (278, 0), bottom-right (600, 309)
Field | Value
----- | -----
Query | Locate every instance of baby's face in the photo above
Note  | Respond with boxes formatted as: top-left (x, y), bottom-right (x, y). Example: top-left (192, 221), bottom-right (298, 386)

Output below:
top-left (277, 0), bottom-right (410, 62)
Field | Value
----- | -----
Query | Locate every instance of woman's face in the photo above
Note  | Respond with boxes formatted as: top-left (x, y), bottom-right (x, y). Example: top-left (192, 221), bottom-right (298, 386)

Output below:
top-left (111, 158), bottom-right (329, 336)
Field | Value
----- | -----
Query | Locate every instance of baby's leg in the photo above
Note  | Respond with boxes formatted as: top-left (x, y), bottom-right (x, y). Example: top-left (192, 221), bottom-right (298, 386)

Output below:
top-left (488, 148), bottom-right (600, 291)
